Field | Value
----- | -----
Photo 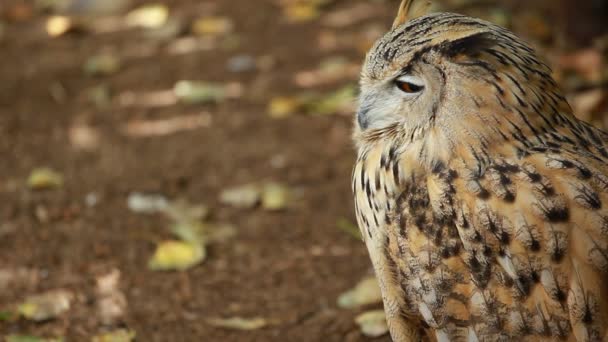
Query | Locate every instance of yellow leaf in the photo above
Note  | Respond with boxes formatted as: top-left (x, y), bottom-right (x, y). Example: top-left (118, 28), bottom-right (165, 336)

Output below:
top-left (46, 16), bottom-right (72, 37)
top-left (284, 4), bottom-right (319, 22)
top-left (91, 329), bottom-right (136, 342)
top-left (125, 4), bottom-right (169, 29)
top-left (27, 168), bottom-right (63, 190)
top-left (261, 183), bottom-right (290, 210)
top-left (191, 17), bottom-right (233, 35)
top-left (354, 310), bottom-right (388, 337)
top-left (148, 240), bottom-right (205, 271)
top-left (18, 290), bottom-right (72, 321)
top-left (337, 276), bottom-right (382, 308)
top-left (219, 184), bottom-right (261, 208)
top-left (206, 317), bottom-right (268, 330)
top-left (268, 97), bottom-right (302, 119)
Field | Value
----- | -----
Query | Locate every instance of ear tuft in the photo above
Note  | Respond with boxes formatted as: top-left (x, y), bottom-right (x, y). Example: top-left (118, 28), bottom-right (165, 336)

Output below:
top-left (438, 32), bottom-right (497, 58)
top-left (392, 0), bottom-right (431, 29)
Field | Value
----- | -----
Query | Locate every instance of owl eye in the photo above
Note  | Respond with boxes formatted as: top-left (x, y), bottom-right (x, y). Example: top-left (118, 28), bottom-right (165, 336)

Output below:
top-left (395, 75), bottom-right (425, 94)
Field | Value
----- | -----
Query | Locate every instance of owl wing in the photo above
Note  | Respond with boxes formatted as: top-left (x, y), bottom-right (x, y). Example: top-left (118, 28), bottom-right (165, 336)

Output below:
top-left (393, 129), bottom-right (608, 341)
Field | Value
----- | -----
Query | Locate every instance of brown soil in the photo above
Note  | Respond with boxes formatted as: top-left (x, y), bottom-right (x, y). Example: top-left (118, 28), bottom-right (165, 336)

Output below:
top-left (0, 0), bottom-right (393, 341)
top-left (0, 0), bottom-right (604, 341)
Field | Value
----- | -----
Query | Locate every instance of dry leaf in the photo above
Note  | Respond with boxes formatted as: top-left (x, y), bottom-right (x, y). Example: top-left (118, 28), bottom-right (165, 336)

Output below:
top-left (219, 184), bottom-right (261, 208)
top-left (46, 16), bottom-right (73, 37)
top-left (284, 3), bottom-right (319, 22)
top-left (168, 221), bottom-right (206, 245)
top-left (268, 96), bottom-right (302, 119)
top-left (355, 310), bottom-right (388, 337)
top-left (261, 182), bottom-right (290, 210)
top-left (18, 290), bottom-right (72, 321)
top-left (173, 81), bottom-right (226, 104)
top-left (5, 335), bottom-right (63, 342)
top-left (148, 240), bottom-right (205, 271)
top-left (125, 4), bottom-right (168, 29)
top-left (206, 317), bottom-right (268, 330)
top-left (123, 113), bottom-right (212, 137)
top-left (191, 17), bottom-right (233, 36)
top-left (69, 121), bottom-right (100, 150)
top-left (91, 329), bottom-right (136, 342)
top-left (337, 276), bottom-right (382, 309)
top-left (27, 168), bottom-right (63, 190)
top-left (127, 193), bottom-right (168, 214)
top-left (95, 269), bottom-right (127, 324)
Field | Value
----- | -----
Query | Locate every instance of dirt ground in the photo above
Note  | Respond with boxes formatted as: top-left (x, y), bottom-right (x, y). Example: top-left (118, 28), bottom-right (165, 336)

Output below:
top-left (0, 0), bottom-right (606, 341)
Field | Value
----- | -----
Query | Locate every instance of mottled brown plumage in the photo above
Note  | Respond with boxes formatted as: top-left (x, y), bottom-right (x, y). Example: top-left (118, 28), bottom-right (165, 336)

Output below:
top-left (352, 1), bottom-right (608, 341)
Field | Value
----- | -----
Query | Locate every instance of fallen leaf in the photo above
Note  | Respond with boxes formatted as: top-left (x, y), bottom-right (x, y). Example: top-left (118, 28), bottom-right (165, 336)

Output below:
top-left (125, 4), bottom-right (168, 29)
top-left (168, 221), bottom-right (206, 245)
top-left (219, 184), bottom-right (261, 208)
top-left (337, 276), bottom-right (382, 309)
top-left (336, 218), bottom-right (362, 240)
top-left (191, 17), bottom-right (233, 36)
top-left (173, 81), bottom-right (226, 104)
top-left (84, 54), bottom-right (121, 76)
top-left (354, 310), bottom-right (388, 337)
top-left (268, 96), bottom-right (302, 119)
top-left (5, 335), bottom-right (63, 342)
top-left (123, 113), bottom-right (212, 137)
top-left (27, 168), bottom-right (63, 190)
top-left (46, 16), bottom-right (73, 37)
top-left (206, 317), bottom-right (268, 330)
top-left (91, 329), bottom-right (136, 342)
top-left (127, 193), bottom-right (168, 214)
top-left (148, 240), bottom-right (205, 271)
top-left (18, 290), bottom-right (72, 321)
top-left (284, 3), bottom-right (319, 22)
top-left (95, 269), bottom-right (127, 325)
top-left (261, 182), bottom-right (290, 210)
top-left (69, 121), bottom-right (100, 150)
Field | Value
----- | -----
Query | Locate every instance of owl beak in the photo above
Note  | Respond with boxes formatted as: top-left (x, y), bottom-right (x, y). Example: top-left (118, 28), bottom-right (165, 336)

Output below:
top-left (357, 107), bottom-right (370, 130)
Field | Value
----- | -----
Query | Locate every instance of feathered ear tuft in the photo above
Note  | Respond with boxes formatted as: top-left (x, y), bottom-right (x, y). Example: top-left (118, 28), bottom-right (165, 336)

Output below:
top-left (392, 0), bottom-right (431, 29)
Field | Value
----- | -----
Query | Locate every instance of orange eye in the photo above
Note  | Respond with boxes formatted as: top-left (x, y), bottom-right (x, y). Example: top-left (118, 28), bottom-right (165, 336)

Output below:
top-left (396, 80), bottom-right (424, 93)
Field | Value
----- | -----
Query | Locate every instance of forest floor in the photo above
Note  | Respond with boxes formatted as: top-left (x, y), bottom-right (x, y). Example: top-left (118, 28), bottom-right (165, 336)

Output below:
top-left (0, 0), bottom-right (605, 341)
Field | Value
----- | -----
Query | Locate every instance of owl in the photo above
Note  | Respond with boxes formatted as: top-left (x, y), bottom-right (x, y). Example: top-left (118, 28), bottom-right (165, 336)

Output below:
top-left (352, 1), bottom-right (608, 341)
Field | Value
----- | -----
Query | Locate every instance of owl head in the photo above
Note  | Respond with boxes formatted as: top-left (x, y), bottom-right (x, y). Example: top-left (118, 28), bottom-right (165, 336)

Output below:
top-left (356, 0), bottom-right (569, 153)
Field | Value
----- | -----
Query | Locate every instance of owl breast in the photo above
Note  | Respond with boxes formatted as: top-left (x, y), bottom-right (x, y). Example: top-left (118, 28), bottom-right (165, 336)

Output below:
top-left (353, 131), bottom-right (608, 341)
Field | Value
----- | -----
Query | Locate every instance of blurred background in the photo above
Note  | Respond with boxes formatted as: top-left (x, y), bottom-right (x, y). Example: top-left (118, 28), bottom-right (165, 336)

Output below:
top-left (0, 0), bottom-right (606, 341)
